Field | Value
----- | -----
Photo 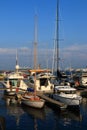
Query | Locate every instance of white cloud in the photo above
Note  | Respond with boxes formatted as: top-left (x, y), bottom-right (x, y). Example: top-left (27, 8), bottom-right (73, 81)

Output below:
top-left (60, 44), bottom-right (87, 68)
top-left (19, 47), bottom-right (29, 51)
top-left (0, 44), bottom-right (87, 70)
top-left (0, 48), bottom-right (16, 54)
top-left (62, 44), bottom-right (87, 51)
top-left (0, 47), bottom-right (30, 55)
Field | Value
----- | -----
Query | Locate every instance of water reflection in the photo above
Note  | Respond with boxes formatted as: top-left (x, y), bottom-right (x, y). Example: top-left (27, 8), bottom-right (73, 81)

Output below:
top-left (3, 95), bottom-right (21, 106)
top-left (22, 105), bottom-right (46, 120)
top-left (4, 96), bottom-right (24, 126)
top-left (4, 96), bottom-right (46, 130)
top-left (53, 106), bottom-right (82, 127)
top-left (22, 104), bottom-right (46, 130)
top-left (0, 116), bottom-right (6, 130)
top-left (2, 94), bottom-right (86, 130)
top-left (62, 109), bottom-right (82, 122)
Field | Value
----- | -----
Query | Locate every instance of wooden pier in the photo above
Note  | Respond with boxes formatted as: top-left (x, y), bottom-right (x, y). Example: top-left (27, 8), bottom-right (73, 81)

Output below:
top-left (37, 93), bottom-right (67, 110)
top-left (76, 88), bottom-right (87, 96)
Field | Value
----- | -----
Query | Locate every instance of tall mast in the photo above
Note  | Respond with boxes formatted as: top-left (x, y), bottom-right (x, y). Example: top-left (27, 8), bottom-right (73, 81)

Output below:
top-left (34, 14), bottom-right (38, 70)
top-left (56, 0), bottom-right (59, 74)
top-left (53, 0), bottom-right (59, 76)
top-left (33, 14), bottom-right (38, 96)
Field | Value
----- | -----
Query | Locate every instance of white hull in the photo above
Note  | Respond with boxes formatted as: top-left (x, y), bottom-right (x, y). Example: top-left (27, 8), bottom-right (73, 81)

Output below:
top-left (4, 88), bottom-right (26, 96)
top-left (21, 95), bottom-right (45, 108)
top-left (53, 93), bottom-right (82, 106)
top-left (4, 91), bottom-right (16, 96)
top-left (22, 99), bottom-right (44, 108)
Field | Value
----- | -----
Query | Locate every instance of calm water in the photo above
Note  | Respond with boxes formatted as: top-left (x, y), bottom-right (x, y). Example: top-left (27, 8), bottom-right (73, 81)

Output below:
top-left (0, 85), bottom-right (87, 130)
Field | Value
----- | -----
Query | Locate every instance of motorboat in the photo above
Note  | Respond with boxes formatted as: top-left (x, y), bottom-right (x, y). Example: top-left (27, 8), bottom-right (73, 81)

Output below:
top-left (28, 71), bottom-right (55, 93)
top-left (52, 85), bottom-right (82, 106)
top-left (2, 65), bottom-right (29, 96)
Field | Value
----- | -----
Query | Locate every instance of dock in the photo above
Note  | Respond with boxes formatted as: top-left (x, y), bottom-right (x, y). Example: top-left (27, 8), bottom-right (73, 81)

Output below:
top-left (0, 87), bottom-right (67, 110)
top-left (37, 93), bottom-right (67, 110)
top-left (76, 88), bottom-right (87, 97)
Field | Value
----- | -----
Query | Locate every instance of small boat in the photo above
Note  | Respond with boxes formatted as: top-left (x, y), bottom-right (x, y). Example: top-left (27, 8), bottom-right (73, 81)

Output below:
top-left (52, 85), bottom-right (82, 106)
top-left (21, 92), bottom-right (45, 109)
top-left (2, 70), bottom-right (29, 96)
top-left (2, 51), bottom-right (29, 96)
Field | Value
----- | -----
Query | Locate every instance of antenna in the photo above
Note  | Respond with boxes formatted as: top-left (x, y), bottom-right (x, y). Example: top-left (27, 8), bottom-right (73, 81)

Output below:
top-left (15, 49), bottom-right (19, 72)
top-left (16, 49), bottom-right (18, 66)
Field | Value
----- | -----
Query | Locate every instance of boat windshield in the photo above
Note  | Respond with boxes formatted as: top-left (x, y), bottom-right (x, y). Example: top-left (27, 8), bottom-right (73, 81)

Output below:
top-left (63, 91), bottom-right (75, 94)
top-left (9, 79), bottom-right (20, 87)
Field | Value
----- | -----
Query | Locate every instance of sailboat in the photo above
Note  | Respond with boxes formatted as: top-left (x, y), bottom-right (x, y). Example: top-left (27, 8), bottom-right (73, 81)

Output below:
top-left (21, 92), bottom-right (45, 108)
top-left (51, 0), bottom-right (82, 106)
top-left (21, 15), bottom-right (45, 109)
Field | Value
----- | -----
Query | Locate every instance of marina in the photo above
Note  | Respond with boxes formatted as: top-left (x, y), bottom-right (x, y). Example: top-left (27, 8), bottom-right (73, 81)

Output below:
top-left (0, 83), bottom-right (87, 130)
top-left (0, 0), bottom-right (87, 129)
top-left (1, 76), bottom-right (87, 111)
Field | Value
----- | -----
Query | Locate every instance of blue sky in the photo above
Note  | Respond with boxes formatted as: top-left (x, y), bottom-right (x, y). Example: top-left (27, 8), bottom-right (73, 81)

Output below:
top-left (0, 0), bottom-right (87, 70)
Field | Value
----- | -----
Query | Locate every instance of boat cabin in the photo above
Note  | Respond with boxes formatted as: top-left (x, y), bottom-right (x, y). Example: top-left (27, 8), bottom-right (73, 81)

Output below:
top-left (28, 72), bottom-right (55, 93)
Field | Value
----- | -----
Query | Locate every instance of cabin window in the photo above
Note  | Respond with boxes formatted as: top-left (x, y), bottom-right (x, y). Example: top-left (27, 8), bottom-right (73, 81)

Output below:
top-left (64, 91), bottom-right (75, 94)
top-left (30, 80), bottom-right (34, 84)
top-left (40, 78), bottom-right (48, 86)
top-left (29, 78), bottom-right (34, 84)
top-left (9, 79), bottom-right (18, 86)
top-left (17, 80), bottom-right (20, 87)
